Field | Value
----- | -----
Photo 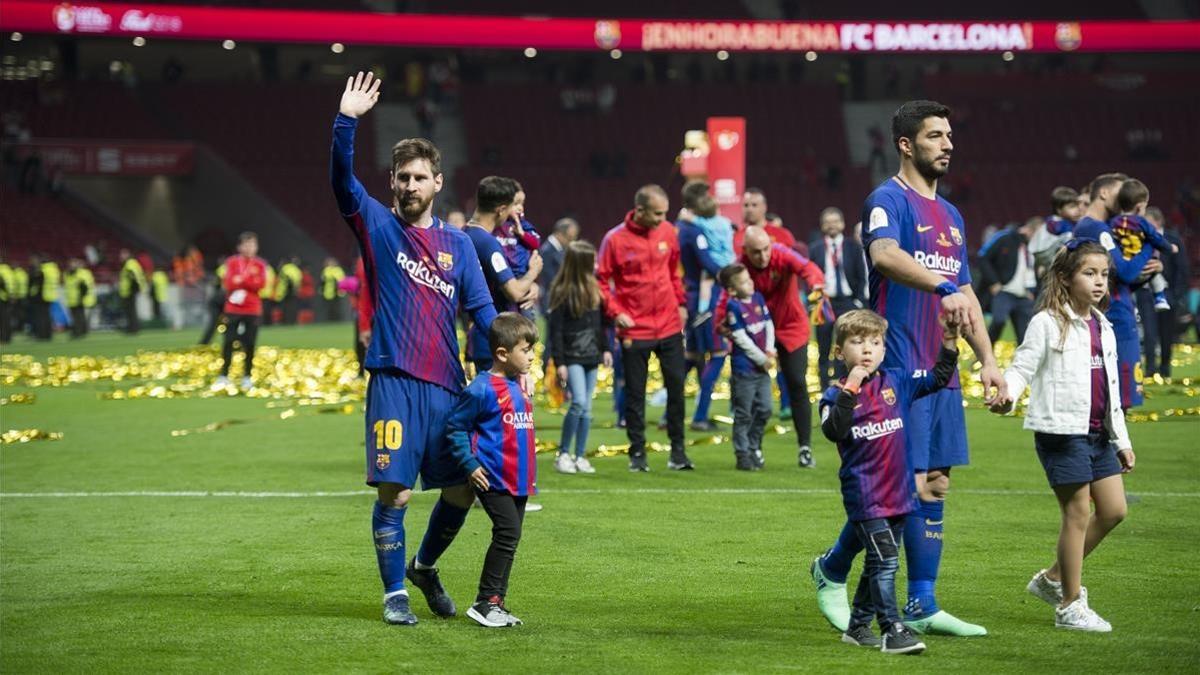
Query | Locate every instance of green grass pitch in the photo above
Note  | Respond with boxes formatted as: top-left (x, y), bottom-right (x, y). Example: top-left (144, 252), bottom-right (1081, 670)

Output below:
top-left (2, 324), bottom-right (1198, 672)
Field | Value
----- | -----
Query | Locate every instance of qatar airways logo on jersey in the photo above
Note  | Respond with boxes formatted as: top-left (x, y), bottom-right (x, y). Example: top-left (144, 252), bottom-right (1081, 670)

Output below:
top-left (850, 416), bottom-right (904, 441)
top-left (396, 250), bottom-right (454, 299)
top-left (503, 411), bottom-right (535, 430)
top-left (913, 250), bottom-right (962, 276)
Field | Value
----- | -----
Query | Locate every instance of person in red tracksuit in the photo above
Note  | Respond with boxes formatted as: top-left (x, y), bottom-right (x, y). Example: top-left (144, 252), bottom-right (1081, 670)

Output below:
top-left (716, 226), bottom-right (826, 468)
top-left (217, 232), bottom-right (269, 390)
top-left (596, 184), bottom-right (692, 472)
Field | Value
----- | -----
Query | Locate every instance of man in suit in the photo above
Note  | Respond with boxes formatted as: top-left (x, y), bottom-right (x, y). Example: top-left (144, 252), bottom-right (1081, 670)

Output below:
top-left (809, 207), bottom-right (868, 389)
top-left (979, 217), bottom-right (1038, 345)
top-left (1140, 206), bottom-right (1190, 378)
top-left (537, 217), bottom-right (579, 314)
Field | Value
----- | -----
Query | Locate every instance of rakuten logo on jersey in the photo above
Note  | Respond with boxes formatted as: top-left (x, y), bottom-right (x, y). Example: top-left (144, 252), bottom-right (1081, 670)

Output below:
top-left (913, 250), bottom-right (962, 276)
top-left (850, 416), bottom-right (904, 441)
top-left (503, 411), bottom-right (535, 430)
top-left (396, 250), bottom-right (455, 299)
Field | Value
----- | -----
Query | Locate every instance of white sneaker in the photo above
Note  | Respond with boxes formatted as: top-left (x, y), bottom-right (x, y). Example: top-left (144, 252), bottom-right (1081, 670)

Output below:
top-left (574, 456), bottom-right (596, 474)
top-left (1026, 569), bottom-right (1063, 606)
top-left (213, 375), bottom-right (231, 389)
top-left (555, 453), bottom-right (577, 474)
top-left (240, 376), bottom-right (253, 390)
top-left (1055, 589), bottom-right (1111, 632)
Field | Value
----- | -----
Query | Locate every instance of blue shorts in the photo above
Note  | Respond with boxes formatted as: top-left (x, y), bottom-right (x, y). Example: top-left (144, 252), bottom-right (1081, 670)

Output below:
top-left (905, 387), bottom-right (969, 471)
top-left (364, 370), bottom-right (466, 490)
top-left (1034, 431), bottom-right (1122, 487)
top-left (1115, 336), bottom-right (1143, 408)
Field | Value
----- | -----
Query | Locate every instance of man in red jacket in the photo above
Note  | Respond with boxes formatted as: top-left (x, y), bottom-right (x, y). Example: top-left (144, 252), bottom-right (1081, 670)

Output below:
top-left (216, 231), bottom-right (268, 390)
top-left (719, 226), bottom-right (826, 468)
top-left (597, 184), bottom-right (693, 472)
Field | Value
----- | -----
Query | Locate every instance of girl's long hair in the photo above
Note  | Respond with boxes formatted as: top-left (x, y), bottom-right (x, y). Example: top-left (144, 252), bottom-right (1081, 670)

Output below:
top-left (1036, 240), bottom-right (1110, 346)
top-left (549, 240), bottom-right (601, 318)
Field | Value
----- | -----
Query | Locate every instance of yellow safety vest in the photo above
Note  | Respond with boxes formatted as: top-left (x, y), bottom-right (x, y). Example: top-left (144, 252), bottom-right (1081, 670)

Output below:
top-left (40, 262), bottom-right (61, 303)
top-left (152, 270), bottom-right (170, 302)
top-left (119, 259), bottom-right (147, 298)
top-left (321, 264), bottom-right (346, 300)
top-left (277, 263), bottom-right (302, 301)
top-left (13, 268), bottom-right (28, 299)
top-left (65, 268), bottom-right (97, 308)
top-left (260, 265), bottom-right (275, 299)
top-left (0, 264), bottom-right (13, 302)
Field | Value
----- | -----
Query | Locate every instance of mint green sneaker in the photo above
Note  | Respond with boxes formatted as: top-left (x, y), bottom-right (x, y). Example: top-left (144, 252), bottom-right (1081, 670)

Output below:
top-left (904, 610), bottom-right (987, 637)
top-left (810, 556), bottom-right (850, 632)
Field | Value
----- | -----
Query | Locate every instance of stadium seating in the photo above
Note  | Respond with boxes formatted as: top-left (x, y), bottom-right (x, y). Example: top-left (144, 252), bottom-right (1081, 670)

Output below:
top-left (0, 185), bottom-right (133, 281)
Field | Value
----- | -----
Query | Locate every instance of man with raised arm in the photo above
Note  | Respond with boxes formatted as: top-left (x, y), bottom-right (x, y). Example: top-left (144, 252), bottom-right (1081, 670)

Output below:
top-left (810, 100), bottom-right (1006, 638)
top-left (331, 71), bottom-right (497, 626)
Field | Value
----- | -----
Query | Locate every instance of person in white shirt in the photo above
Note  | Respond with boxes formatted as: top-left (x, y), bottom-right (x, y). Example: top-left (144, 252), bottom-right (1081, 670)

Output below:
top-left (991, 239), bottom-right (1135, 633)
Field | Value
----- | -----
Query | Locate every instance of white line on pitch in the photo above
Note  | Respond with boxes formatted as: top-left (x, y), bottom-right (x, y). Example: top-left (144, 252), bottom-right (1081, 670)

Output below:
top-left (0, 488), bottom-right (1197, 498)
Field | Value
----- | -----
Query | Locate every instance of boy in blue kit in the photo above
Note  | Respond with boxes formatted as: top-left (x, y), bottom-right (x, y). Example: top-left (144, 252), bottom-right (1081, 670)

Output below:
top-left (332, 72), bottom-right (499, 626)
top-left (447, 312), bottom-right (540, 627)
top-left (819, 309), bottom-right (960, 654)
top-left (1109, 178), bottom-right (1176, 311)
top-left (718, 263), bottom-right (775, 470)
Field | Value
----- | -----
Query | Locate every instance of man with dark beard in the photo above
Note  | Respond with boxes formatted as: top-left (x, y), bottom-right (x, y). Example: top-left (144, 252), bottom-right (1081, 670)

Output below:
top-left (809, 100), bottom-right (1005, 639)
top-left (331, 71), bottom-right (499, 627)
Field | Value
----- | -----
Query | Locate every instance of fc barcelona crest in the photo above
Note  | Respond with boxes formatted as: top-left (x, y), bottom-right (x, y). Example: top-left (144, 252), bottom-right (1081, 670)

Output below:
top-left (882, 388), bottom-right (896, 406)
top-left (657, 241), bottom-right (670, 254)
top-left (437, 251), bottom-right (454, 271)
top-left (949, 226), bottom-right (963, 246)
top-left (376, 453), bottom-right (391, 470)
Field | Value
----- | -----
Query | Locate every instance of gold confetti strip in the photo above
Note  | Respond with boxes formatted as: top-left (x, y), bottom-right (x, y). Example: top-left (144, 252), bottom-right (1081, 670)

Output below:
top-left (2, 429), bottom-right (63, 444)
top-left (0, 393), bottom-right (36, 406)
top-left (169, 403), bottom-right (357, 437)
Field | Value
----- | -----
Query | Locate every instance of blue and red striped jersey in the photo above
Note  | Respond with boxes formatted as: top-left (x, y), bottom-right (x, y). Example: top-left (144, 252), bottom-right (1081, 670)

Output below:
top-left (724, 292), bottom-right (773, 374)
top-left (331, 113), bottom-right (496, 392)
top-left (446, 372), bottom-right (538, 497)
top-left (493, 217), bottom-right (541, 278)
top-left (819, 369), bottom-right (921, 520)
top-left (861, 177), bottom-right (971, 388)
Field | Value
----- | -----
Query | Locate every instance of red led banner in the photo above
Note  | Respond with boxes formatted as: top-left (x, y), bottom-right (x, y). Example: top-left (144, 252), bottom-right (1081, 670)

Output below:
top-left (2, 2), bottom-right (1199, 53)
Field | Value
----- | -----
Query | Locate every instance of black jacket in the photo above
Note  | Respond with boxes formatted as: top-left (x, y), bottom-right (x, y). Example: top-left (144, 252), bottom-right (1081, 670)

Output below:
top-left (548, 305), bottom-right (606, 366)
top-left (537, 237), bottom-right (565, 313)
top-left (978, 228), bottom-right (1030, 290)
top-left (1162, 230), bottom-right (1189, 308)
top-left (809, 235), bottom-right (867, 304)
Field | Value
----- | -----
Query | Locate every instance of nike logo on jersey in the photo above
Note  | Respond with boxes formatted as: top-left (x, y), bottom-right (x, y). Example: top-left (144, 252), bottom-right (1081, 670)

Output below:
top-left (925, 519), bottom-right (944, 526)
top-left (916, 224), bottom-right (933, 233)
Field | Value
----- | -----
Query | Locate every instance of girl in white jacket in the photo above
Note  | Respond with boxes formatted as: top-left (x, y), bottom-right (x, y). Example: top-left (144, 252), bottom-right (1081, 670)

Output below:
top-left (991, 240), bottom-right (1135, 633)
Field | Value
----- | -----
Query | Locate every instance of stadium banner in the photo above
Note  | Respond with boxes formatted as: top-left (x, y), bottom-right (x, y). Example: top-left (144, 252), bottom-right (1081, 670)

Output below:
top-left (705, 117), bottom-right (745, 225)
top-left (16, 140), bottom-right (196, 175)
top-left (3, 3), bottom-right (1200, 53)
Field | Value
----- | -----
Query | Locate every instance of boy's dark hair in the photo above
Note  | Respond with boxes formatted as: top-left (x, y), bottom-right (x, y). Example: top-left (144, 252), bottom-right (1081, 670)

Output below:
top-left (1050, 186), bottom-right (1079, 214)
top-left (476, 176), bottom-right (520, 214)
top-left (488, 312), bottom-right (539, 353)
top-left (1116, 178), bottom-right (1149, 214)
top-left (238, 231), bottom-right (257, 243)
top-left (681, 180), bottom-right (709, 211)
top-left (717, 263), bottom-right (748, 289)
top-left (392, 138), bottom-right (442, 176)
top-left (694, 194), bottom-right (718, 218)
top-left (891, 100), bottom-right (952, 152)
top-left (1088, 172), bottom-right (1128, 201)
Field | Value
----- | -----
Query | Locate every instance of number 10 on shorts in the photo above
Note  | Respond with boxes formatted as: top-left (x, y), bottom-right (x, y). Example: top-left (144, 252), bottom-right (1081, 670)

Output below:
top-left (373, 419), bottom-right (403, 450)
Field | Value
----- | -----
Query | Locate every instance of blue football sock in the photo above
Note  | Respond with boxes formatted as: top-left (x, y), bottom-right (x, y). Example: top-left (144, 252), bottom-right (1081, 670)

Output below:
top-left (372, 501), bottom-right (408, 593)
top-left (693, 354), bottom-right (725, 423)
top-left (904, 499), bottom-right (944, 618)
top-left (777, 371), bottom-right (790, 410)
top-left (416, 497), bottom-right (470, 568)
top-left (820, 520), bottom-right (861, 583)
